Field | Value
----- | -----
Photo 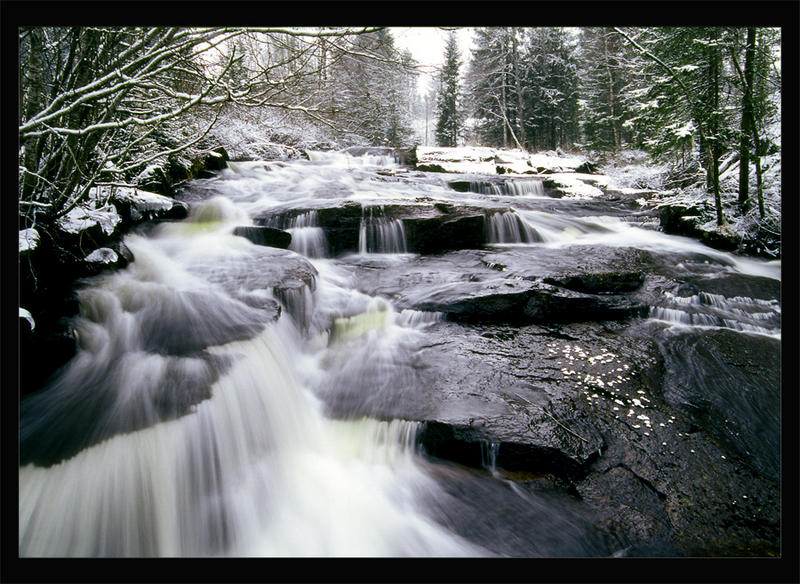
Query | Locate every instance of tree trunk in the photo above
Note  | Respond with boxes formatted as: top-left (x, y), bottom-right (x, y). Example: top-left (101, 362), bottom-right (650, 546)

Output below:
top-left (601, 29), bottom-right (620, 150)
top-left (738, 27), bottom-right (756, 209)
top-left (511, 29), bottom-right (526, 150)
top-left (21, 27), bottom-right (46, 204)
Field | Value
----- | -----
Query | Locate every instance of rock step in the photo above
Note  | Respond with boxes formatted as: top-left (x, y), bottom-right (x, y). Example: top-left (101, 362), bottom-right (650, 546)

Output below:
top-left (257, 201), bottom-right (521, 256)
top-left (416, 420), bottom-right (601, 480)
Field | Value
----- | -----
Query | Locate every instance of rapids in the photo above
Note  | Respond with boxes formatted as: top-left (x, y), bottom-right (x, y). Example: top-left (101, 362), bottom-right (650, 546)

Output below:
top-left (18, 151), bottom-right (781, 557)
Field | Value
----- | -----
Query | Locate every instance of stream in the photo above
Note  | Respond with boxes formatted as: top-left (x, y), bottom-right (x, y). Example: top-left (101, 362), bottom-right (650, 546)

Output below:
top-left (19, 151), bottom-right (781, 557)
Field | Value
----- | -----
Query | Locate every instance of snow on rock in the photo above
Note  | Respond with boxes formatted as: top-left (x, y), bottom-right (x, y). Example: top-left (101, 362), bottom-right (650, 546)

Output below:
top-left (544, 173), bottom-right (607, 199)
top-left (57, 204), bottom-right (121, 237)
top-left (84, 248), bottom-right (119, 264)
top-left (108, 186), bottom-right (175, 212)
top-left (20, 307), bottom-right (35, 331)
top-left (19, 228), bottom-right (40, 253)
top-left (416, 146), bottom-right (588, 176)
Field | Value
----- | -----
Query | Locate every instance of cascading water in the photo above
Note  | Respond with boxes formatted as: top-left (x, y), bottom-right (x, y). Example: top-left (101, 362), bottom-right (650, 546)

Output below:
top-left (19, 149), bottom-right (781, 559)
top-left (358, 206), bottom-right (407, 254)
top-left (18, 197), bottom-right (485, 557)
top-left (488, 211), bottom-right (542, 243)
top-left (285, 211), bottom-right (328, 258)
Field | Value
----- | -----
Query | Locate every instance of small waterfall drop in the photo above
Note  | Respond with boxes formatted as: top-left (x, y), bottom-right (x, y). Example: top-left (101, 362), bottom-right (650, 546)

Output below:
top-left (358, 206), bottom-right (407, 254)
top-left (504, 180), bottom-right (545, 197)
top-left (488, 211), bottom-right (542, 243)
top-left (285, 211), bottom-right (328, 258)
top-left (649, 290), bottom-right (781, 338)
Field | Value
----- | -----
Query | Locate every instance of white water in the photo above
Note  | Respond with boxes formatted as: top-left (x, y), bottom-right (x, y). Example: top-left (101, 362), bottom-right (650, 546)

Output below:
top-left (19, 150), bottom-right (781, 557)
top-left (18, 161), bottom-right (485, 557)
top-left (488, 211), bottom-right (542, 243)
top-left (359, 207), bottom-right (408, 254)
top-left (286, 211), bottom-right (328, 258)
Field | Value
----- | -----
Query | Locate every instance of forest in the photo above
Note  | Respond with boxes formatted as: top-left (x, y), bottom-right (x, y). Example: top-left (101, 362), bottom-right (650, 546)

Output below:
top-left (19, 26), bottom-right (781, 239)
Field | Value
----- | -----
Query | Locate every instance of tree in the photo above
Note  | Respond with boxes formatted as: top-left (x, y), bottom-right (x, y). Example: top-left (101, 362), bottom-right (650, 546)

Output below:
top-left (435, 31), bottom-right (462, 147)
top-left (578, 27), bottom-right (640, 152)
top-left (18, 26), bottom-right (412, 232)
top-left (614, 27), bottom-right (737, 226)
top-left (522, 27), bottom-right (580, 151)
top-left (466, 28), bottom-right (513, 148)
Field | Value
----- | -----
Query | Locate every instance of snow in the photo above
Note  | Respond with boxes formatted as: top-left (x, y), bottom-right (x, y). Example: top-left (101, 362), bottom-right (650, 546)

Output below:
top-left (110, 186), bottom-right (174, 211)
top-left (544, 173), bottom-right (606, 198)
top-left (416, 146), bottom-right (586, 175)
top-left (20, 307), bottom-right (35, 330)
top-left (84, 248), bottom-right (119, 264)
top-left (57, 204), bottom-right (121, 236)
top-left (19, 228), bottom-right (40, 253)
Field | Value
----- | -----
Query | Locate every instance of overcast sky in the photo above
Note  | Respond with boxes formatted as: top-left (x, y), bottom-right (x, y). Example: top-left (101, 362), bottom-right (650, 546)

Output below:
top-left (390, 27), bottom-right (475, 92)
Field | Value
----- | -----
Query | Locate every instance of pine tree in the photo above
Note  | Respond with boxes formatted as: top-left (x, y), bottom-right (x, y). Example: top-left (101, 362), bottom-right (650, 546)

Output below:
top-left (522, 28), bottom-right (580, 151)
top-left (435, 32), bottom-right (462, 147)
top-left (466, 28), bottom-right (513, 148)
top-left (578, 27), bottom-right (639, 152)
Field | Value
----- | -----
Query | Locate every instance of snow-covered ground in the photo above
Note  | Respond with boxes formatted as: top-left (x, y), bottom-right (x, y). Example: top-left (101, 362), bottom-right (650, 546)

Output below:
top-left (415, 146), bottom-right (781, 256)
top-left (416, 146), bottom-right (608, 198)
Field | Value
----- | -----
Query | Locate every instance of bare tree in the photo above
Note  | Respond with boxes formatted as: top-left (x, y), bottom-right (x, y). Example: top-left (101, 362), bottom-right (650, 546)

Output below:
top-left (19, 26), bottom-right (399, 230)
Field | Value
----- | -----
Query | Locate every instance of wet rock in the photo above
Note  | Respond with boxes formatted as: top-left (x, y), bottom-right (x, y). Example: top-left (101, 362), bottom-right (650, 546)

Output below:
top-left (112, 188), bottom-right (189, 226)
top-left (388, 247), bottom-right (652, 324)
top-left (409, 279), bottom-right (647, 324)
top-left (653, 327), bottom-right (781, 482)
top-left (404, 215), bottom-right (486, 254)
top-left (233, 226), bottom-right (292, 249)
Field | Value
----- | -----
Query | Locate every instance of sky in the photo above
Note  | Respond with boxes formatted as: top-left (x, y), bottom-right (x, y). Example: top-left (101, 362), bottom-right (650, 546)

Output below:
top-left (390, 27), bottom-right (475, 92)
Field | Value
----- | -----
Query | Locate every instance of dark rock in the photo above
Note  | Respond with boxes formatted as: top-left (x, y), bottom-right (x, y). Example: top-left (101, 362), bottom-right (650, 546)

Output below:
top-left (496, 165), bottom-right (507, 174)
top-left (394, 146), bottom-right (418, 166)
top-left (404, 215), bottom-right (486, 254)
top-left (575, 161), bottom-right (598, 174)
top-left (410, 279), bottom-right (647, 324)
top-left (448, 181), bottom-right (472, 193)
top-left (233, 226), bottom-right (292, 249)
top-left (543, 272), bottom-right (646, 295)
top-left (200, 147), bottom-right (229, 171)
top-left (19, 323), bottom-right (77, 398)
top-left (417, 163), bottom-right (448, 173)
top-left (653, 327), bottom-right (781, 482)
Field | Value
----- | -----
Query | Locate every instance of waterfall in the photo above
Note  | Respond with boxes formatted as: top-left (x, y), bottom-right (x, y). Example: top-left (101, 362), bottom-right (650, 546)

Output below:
top-left (358, 206), bottom-right (407, 254)
top-left (504, 180), bottom-right (545, 197)
top-left (18, 205), bottom-right (484, 558)
top-left (468, 180), bottom-right (544, 197)
top-left (286, 211), bottom-right (328, 258)
top-left (488, 211), bottom-right (542, 243)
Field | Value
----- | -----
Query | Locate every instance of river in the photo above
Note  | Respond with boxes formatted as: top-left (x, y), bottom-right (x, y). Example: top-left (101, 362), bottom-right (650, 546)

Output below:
top-left (19, 150), bottom-right (781, 557)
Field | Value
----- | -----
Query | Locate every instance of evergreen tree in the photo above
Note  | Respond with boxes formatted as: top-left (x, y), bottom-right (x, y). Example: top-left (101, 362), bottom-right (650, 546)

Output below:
top-left (578, 27), bottom-right (640, 152)
top-left (522, 28), bottom-right (580, 151)
top-left (435, 31), bottom-right (462, 147)
top-left (466, 27), bottom-right (514, 148)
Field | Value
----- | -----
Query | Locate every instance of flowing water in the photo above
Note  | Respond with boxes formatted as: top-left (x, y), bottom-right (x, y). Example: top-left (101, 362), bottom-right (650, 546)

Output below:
top-left (19, 151), bottom-right (781, 557)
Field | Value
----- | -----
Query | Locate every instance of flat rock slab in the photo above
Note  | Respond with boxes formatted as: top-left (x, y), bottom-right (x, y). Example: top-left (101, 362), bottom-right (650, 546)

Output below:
top-left (349, 246), bottom-right (653, 324)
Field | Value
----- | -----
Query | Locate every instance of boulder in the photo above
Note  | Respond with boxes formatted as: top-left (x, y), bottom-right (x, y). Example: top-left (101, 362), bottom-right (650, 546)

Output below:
top-left (112, 187), bottom-right (189, 226)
